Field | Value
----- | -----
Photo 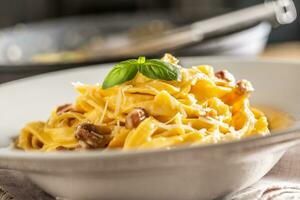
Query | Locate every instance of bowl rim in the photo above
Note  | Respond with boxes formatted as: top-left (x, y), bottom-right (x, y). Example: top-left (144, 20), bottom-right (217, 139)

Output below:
top-left (1, 56), bottom-right (300, 86)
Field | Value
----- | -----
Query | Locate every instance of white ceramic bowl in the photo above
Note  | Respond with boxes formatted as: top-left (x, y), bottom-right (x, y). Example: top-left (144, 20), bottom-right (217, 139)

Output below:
top-left (0, 57), bottom-right (299, 200)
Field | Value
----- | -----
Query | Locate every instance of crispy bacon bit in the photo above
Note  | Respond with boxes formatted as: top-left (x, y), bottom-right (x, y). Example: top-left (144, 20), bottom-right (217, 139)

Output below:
top-left (162, 53), bottom-right (179, 65)
top-left (56, 104), bottom-right (73, 115)
top-left (125, 108), bottom-right (148, 129)
top-left (236, 79), bottom-right (254, 95)
top-left (75, 123), bottom-right (111, 149)
top-left (215, 70), bottom-right (235, 83)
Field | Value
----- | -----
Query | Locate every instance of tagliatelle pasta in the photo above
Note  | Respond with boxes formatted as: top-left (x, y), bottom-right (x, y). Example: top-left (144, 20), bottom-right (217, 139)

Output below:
top-left (16, 54), bottom-right (269, 151)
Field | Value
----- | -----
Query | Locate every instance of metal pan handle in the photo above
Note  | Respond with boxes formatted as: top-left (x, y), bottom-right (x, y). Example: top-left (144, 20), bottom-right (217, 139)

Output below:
top-left (91, 0), bottom-right (297, 59)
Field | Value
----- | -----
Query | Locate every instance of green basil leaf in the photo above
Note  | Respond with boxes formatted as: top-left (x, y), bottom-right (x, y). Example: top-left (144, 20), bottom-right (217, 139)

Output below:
top-left (102, 56), bottom-right (181, 89)
top-left (138, 59), bottom-right (181, 81)
top-left (102, 60), bottom-right (138, 89)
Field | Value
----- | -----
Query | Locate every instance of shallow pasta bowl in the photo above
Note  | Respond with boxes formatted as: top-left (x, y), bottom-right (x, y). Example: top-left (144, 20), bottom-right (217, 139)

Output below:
top-left (0, 57), bottom-right (299, 200)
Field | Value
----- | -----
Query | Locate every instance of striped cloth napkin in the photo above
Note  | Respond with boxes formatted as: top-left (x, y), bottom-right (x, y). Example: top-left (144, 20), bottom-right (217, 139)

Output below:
top-left (0, 145), bottom-right (300, 200)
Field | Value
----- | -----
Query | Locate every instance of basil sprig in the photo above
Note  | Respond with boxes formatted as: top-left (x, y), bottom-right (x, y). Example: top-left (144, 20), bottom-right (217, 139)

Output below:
top-left (102, 56), bottom-right (180, 89)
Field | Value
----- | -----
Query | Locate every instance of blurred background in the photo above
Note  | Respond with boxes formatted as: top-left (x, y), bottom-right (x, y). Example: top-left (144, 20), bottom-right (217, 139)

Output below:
top-left (0, 0), bottom-right (299, 83)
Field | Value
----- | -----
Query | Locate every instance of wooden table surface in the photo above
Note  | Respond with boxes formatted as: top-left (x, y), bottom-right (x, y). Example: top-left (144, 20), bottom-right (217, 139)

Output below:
top-left (261, 42), bottom-right (300, 61)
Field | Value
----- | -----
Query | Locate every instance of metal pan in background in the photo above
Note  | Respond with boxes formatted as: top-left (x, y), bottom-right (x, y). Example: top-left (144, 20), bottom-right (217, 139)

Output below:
top-left (0, 17), bottom-right (270, 83)
top-left (0, 0), bottom-right (297, 83)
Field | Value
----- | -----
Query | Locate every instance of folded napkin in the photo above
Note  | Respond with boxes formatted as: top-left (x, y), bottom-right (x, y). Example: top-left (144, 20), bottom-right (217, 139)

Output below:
top-left (0, 170), bottom-right (53, 200)
top-left (225, 145), bottom-right (300, 200)
top-left (0, 145), bottom-right (300, 200)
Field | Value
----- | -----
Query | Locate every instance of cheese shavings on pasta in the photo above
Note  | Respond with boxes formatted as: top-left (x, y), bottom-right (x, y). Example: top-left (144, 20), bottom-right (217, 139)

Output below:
top-left (16, 54), bottom-right (269, 151)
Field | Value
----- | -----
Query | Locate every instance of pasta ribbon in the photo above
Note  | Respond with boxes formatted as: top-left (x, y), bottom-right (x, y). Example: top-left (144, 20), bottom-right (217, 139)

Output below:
top-left (16, 54), bottom-right (269, 151)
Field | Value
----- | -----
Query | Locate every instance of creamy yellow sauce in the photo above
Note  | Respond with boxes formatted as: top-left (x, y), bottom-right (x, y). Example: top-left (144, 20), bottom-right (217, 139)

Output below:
top-left (258, 106), bottom-right (294, 131)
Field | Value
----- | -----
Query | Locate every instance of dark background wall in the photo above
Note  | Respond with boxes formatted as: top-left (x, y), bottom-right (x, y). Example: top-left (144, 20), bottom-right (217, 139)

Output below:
top-left (0, 0), bottom-right (298, 43)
